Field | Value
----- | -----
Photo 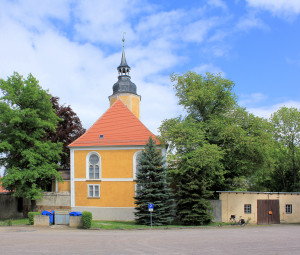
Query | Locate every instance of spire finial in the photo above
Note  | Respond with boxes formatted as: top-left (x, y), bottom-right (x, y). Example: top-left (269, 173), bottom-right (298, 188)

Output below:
top-left (122, 32), bottom-right (126, 49)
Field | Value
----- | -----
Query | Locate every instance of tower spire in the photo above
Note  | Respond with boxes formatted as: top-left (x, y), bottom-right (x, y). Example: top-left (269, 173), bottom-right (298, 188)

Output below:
top-left (109, 35), bottom-right (141, 119)
top-left (118, 33), bottom-right (129, 74)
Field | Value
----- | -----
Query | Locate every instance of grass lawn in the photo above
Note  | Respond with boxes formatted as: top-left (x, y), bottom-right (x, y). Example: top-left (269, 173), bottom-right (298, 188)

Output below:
top-left (0, 218), bottom-right (29, 226)
top-left (0, 218), bottom-right (229, 229)
top-left (91, 220), bottom-right (228, 230)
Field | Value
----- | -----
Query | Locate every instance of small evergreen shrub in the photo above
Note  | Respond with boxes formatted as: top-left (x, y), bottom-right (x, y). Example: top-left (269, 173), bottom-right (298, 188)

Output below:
top-left (28, 212), bottom-right (41, 225)
top-left (82, 211), bottom-right (92, 229)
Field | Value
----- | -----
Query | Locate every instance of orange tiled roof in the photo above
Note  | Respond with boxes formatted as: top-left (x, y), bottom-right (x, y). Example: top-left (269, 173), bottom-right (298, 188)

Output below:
top-left (69, 100), bottom-right (159, 147)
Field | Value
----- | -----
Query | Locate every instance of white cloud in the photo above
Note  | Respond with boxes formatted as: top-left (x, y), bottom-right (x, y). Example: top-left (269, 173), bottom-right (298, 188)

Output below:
top-left (0, 0), bottom-right (185, 135)
top-left (135, 10), bottom-right (184, 42)
top-left (73, 0), bottom-right (141, 44)
top-left (246, 0), bottom-right (300, 17)
top-left (193, 64), bottom-right (225, 75)
top-left (0, 0), bottom-right (71, 32)
top-left (182, 18), bottom-right (220, 43)
top-left (239, 93), bottom-right (268, 106)
top-left (236, 14), bottom-right (267, 31)
top-left (0, 0), bottom-right (298, 139)
top-left (207, 0), bottom-right (228, 10)
top-left (247, 100), bottom-right (300, 119)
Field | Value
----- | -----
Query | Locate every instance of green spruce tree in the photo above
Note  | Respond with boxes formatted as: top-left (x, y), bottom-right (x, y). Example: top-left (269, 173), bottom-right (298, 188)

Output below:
top-left (134, 137), bottom-right (174, 225)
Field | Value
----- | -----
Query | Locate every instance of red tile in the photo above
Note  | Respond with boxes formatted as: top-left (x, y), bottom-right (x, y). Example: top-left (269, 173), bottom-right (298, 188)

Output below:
top-left (69, 100), bottom-right (160, 147)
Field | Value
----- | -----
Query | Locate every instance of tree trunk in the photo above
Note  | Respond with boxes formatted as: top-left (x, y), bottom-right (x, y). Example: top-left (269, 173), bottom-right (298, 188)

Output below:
top-left (31, 200), bottom-right (37, 212)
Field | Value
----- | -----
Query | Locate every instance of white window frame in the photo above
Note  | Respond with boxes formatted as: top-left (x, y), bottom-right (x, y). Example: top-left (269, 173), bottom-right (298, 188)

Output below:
top-left (244, 204), bottom-right (251, 214)
top-left (87, 184), bottom-right (100, 198)
top-left (286, 204), bottom-right (292, 214)
top-left (86, 151), bottom-right (101, 180)
top-left (133, 150), bottom-right (143, 179)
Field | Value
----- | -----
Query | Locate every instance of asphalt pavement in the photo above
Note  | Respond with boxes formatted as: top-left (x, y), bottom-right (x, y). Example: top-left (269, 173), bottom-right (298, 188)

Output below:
top-left (0, 224), bottom-right (299, 254)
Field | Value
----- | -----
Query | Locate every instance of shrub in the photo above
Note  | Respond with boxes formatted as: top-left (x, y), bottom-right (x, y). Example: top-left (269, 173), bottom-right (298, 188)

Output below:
top-left (28, 212), bottom-right (41, 225)
top-left (82, 211), bottom-right (92, 229)
top-left (6, 219), bottom-right (13, 226)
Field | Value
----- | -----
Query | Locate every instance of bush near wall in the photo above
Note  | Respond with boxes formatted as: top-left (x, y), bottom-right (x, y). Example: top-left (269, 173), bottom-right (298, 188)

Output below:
top-left (82, 211), bottom-right (92, 229)
top-left (28, 212), bottom-right (41, 225)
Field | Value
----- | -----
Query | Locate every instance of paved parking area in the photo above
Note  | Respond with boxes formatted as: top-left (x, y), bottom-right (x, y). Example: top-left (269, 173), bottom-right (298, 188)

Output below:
top-left (0, 224), bottom-right (299, 254)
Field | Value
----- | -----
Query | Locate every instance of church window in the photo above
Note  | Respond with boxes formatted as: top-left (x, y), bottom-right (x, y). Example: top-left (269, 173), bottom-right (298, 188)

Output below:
top-left (87, 152), bottom-right (101, 179)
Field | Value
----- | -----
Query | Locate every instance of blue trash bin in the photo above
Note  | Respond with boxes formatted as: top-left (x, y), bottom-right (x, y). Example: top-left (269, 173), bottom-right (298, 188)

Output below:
top-left (42, 210), bottom-right (54, 224)
top-left (69, 211), bottom-right (82, 216)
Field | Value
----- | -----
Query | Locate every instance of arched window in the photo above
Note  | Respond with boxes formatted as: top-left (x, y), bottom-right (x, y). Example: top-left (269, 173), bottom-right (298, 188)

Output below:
top-left (133, 150), bottom-right (143, 179)
top-left (87, 152), bottom-right (101, 179)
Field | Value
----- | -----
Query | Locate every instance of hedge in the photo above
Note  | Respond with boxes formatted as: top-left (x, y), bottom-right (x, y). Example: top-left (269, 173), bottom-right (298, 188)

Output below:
top-left (82, 211), bottom-right (92, 229)
top-left (28, 212), bottom-right (41, 225)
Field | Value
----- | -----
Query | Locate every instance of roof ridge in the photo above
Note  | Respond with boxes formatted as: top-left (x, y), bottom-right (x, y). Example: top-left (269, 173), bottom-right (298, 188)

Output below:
top-left (69, 99), bottom-right (159, 147)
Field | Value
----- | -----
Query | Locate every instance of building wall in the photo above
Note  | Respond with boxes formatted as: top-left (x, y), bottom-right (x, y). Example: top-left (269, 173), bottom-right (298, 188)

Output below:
top-left (109, 94), bottom-right (141, 119)
top-left (72, 206), bottom-right (135, 221)
top-left (57, 181), bottom-right (70, 192)
top-left (35, 192), bottom-right (71, 212)
top-left (74, 181), bottom-right (135, 207)
top-left (219, 192), bottom-right (300, 224)
top-left (209, 200), bottom-right (222, 222)
top-left (72, 148), bottom-right (141, 210)
top-left (0, 194), bottom-right (23, 219)
top-left (74, 149), bottom-right (139, 179)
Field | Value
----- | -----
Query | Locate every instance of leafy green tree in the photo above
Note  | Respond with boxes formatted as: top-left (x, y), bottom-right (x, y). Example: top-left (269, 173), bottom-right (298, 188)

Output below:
top-left (0, 72), bottom-right (63, 210)
top-left (134, 137), bottom-right (174, 225)
top-left (160, 71), bottom-right (274, 224)
top-left (47, 96), bottom-right (86, 169)
top-left (270, 107), bottom-right (300, 191)
top-left (211, 106), bottom-right (274, 191)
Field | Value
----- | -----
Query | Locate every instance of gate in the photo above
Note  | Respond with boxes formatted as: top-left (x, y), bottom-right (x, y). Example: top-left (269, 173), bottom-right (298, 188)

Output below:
top-left (257, 199), bottom-right (280, 224)
top-left (54, 210), bottom-right (70, 225)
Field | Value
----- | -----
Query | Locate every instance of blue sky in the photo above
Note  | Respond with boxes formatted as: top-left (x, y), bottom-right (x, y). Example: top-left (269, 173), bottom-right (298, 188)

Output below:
top-left (0, 0), bottom-right (300, 135)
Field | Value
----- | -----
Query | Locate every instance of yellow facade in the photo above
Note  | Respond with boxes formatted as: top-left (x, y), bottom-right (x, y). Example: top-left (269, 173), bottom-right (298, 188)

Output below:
top-left (75, 181), bottom-right (135, 207)
top-left (73, 149), bottom-right (141, 208)
top-left (74, 149), bottom-right (138, 179)
top-left (57, 181), bottom-right (70, 192)
top-left (219, 192), bottom-right (300, 224)
top-left (109, 93), bottom-right (141, 119)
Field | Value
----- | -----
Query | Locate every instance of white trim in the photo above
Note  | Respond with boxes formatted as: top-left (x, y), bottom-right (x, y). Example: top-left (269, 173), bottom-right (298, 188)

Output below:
top-left (72, 206), bottom-right (135, 209)
top-left (74, 178), bottom-right (134, 182)
top-left (70, 149), bottom-right (75, 207)
top-left (101, 178), bottom-right (133, 182)
top-left (133, 150), bottom-right (143, 179)
top-left (86, 151), bottom-right (101, 180)
top-left (87, 184), bottom-right (100, 198)
top-left (69, 146), bottom-right (149, 151)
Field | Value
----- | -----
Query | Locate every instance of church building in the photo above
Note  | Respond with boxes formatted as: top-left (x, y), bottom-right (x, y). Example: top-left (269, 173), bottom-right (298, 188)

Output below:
top-left (68, 40), bottom-right (163, 221)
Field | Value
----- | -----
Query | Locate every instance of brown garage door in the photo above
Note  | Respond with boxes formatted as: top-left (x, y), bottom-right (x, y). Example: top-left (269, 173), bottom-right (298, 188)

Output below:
top-left (257, 199), bottom-right (280, 224)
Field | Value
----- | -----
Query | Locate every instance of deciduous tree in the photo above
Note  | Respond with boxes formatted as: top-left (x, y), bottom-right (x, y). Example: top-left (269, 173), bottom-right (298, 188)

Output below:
top-left (160, 71), bottom-right (273, 224)
top-left (0, 73), bottom-right (63, 210)
top-left (270, 107), bottom-right (300, 191)
top-left (48, 97), bottom-right (86, 169)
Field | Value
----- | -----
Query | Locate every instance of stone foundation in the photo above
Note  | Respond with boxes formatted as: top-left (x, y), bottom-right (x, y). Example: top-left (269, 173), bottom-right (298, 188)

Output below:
top-left (72, 207), bottom-right (135, 221)
top-left (34, 215), bottom-right (49, 226)
top-left (69, 216), bottom-right (83, 228)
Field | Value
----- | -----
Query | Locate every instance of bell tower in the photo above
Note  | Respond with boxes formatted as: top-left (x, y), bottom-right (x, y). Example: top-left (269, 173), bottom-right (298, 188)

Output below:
top-left (108, 37), bottom-right (141, 119)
